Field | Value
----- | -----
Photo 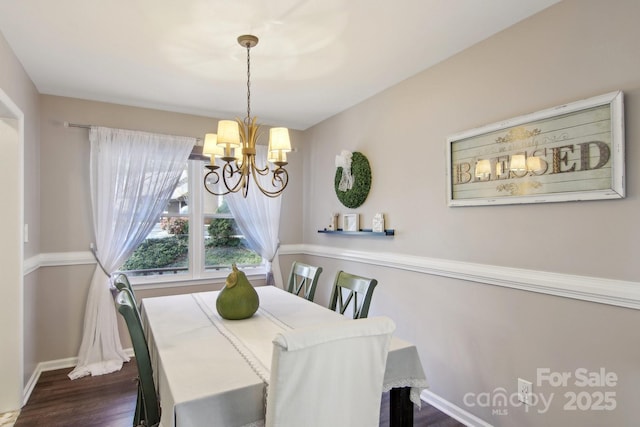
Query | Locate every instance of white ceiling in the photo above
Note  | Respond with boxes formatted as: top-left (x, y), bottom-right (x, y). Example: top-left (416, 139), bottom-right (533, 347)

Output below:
top-left (0, 0), bottom-right (559, 130)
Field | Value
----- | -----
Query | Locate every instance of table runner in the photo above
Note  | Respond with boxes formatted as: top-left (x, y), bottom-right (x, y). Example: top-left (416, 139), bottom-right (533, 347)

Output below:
top-left (192, 292), bottom-right (291, 384)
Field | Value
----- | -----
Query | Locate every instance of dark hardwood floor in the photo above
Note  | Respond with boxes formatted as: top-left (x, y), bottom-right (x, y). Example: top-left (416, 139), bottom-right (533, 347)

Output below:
top-left (14, 363), bottom-right (137, 427)
top-left (15, 360), bottom-right (465, 426)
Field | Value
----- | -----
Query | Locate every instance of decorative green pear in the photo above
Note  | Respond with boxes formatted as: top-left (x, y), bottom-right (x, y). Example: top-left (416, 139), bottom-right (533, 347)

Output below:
top-left (216, 264), bottom-right (260, 320)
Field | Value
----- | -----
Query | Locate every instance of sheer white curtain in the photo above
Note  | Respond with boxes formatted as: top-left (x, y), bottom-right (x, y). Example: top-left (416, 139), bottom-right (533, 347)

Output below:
top-left (69, 126), bottom-right (194, 379)
top-left (226, 145), bottom-right (283, 288)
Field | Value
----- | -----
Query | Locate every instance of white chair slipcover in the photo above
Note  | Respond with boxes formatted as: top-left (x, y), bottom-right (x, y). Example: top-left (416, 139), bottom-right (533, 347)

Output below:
top-left (265, 317), bottom-right (395, 427)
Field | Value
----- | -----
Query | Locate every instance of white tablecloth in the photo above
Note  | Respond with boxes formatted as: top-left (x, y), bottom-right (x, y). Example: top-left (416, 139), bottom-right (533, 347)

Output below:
top-left (141, 286), bottom-right (428, 427)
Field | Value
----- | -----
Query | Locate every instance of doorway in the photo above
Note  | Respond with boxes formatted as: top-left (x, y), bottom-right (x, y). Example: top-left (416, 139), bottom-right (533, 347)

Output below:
top-left (0, 89), bottom-right (24, 413)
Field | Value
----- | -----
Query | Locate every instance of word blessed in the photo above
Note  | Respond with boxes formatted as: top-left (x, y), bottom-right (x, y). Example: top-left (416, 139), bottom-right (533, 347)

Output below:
top-left (452, 141), bottom-right (610, 185)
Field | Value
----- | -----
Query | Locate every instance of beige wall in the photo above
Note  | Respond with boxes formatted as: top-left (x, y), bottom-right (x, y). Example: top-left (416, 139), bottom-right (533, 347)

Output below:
top-left (289, 0), bottom-right (640, 425)
top-left (303, 1), bottom-right (639, 281)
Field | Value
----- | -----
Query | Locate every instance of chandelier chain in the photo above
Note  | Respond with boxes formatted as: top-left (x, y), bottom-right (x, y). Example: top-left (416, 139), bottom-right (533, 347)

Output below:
top-left (245, 42), bottom-right (251, 126)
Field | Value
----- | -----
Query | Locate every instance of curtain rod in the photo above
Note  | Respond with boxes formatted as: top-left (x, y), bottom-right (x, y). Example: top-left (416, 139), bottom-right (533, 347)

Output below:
top-left (64, 121), bottom-right (91, 129)
top-left (63, 121), bottom-right (203, 142)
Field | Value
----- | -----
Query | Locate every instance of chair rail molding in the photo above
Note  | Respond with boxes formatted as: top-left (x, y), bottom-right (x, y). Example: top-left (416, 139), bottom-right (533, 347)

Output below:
top-left (28, 247), bottom-right (640, 310)
top-left (24, 251), bottom-right (95, 275)
top-left (279, 244), bottom-right (640, 310)
top-left (22, 251), bottom-right (260, 289)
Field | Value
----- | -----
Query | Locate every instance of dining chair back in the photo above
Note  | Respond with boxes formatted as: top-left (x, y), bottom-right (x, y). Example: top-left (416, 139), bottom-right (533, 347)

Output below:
top-left (286, 261), bottom-right (323, 302)
top-left (114, 273), bottom-right (137, 304)
top-left (265, 317), bottom-right (395, 427)
top-left (328, 271), bottom-right (378, 319)
top-left (114, 289), bottom-right (160, 427)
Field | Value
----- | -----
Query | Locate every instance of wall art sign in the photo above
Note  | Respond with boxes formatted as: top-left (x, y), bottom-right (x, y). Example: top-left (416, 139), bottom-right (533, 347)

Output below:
top-left (446, 91), bottom-right (624, 206)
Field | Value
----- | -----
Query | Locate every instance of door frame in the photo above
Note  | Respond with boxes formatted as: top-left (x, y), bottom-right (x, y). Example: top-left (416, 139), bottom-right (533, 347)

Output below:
top-left (0, 87), bottom-right (25, 412)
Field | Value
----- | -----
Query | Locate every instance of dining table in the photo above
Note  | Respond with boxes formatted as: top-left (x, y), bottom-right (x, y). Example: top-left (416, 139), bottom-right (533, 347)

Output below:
top-left (140, 285), bottom-right (428, 427)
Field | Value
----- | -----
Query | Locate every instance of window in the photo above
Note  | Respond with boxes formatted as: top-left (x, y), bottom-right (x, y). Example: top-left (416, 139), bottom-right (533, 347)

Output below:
top-left (121, 160), bottom-right (264, 282)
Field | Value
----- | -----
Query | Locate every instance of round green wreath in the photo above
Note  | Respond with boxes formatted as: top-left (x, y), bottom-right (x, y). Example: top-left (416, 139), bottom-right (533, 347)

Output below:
top-left (334, 151), bottom-right (371, 208)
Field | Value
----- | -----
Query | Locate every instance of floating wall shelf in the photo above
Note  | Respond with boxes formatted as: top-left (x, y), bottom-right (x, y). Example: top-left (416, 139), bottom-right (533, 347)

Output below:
top-left (317, 228), bottom-right (395, 237)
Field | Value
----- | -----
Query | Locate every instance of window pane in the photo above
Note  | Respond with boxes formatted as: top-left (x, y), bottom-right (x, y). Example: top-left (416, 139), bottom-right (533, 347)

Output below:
top-left (204, 199), bottom-right (262, 270)
top-left (121, 215), bottom-right (189, 276)
top-left (203, 191), bottom-right (225, 215)
top-left (170, 168), bottom-right (189, 215)
top-left (121, 164), bottom-right (189, 277)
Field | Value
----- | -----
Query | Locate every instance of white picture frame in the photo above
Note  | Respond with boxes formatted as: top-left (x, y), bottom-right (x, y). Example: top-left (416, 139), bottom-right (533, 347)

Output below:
top-left (343, 214), bottom-right (359, 232)
top-left (446, 91), bottom-right (625, 206)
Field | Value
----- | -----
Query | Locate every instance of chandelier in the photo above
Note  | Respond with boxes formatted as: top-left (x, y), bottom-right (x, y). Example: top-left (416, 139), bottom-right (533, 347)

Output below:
top-left (203, 34), bottom-right (291, 198)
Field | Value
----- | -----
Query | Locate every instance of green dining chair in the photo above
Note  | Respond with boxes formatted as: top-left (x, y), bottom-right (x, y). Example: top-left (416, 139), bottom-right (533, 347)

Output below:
top-left (114, 289), bottom-right (160, 427)
top-left (328, 271), bottom-right (378, 319)
top-left (286, 261), bottom-right (323, 302)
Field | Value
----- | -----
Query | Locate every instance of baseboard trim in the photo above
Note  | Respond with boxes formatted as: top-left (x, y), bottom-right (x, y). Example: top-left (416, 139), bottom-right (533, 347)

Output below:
top-left (281, 244), bottom-right (640, 310)
top-left (421, 389), bottom-right (492, 427)
top-left (22, 348), bottom-right (135, 407)
top-left (22, 357), bottom-right (76, 406)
